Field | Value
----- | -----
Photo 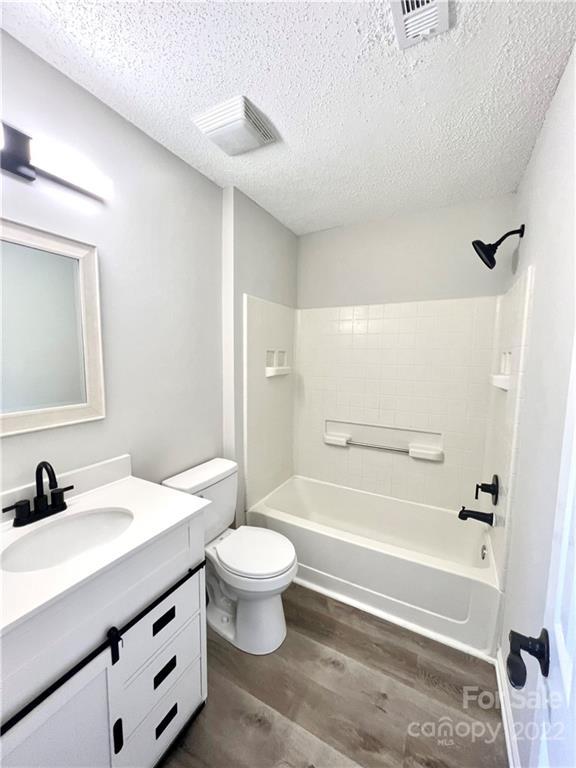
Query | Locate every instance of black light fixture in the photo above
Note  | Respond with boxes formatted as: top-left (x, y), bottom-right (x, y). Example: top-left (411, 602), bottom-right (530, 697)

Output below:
top-left (1, 121), bottom-right (109, 200)
top-left (472, 225), bottom-right (525, 269)
top-left (0, 123), bottom-right (36, 182)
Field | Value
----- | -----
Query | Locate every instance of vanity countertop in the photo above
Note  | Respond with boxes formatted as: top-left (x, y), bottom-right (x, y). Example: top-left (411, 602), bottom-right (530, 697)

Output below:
top-left (1, 476), bottom-right (209, 634)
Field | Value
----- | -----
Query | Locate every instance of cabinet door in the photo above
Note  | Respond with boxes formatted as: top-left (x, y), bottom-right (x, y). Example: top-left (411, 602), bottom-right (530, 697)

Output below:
top-left (1, 654), bottom-right (111, 768)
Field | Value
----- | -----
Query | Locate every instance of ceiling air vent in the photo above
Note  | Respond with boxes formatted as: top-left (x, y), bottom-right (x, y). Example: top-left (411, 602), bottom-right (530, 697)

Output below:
top-left (390, 0), bottom-right (450, 50)
top-left (193, 96), bottom-right (276, 156)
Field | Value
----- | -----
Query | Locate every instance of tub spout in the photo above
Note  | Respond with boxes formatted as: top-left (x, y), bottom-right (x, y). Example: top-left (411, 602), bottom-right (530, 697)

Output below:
top-left (458, 506), bottom-right (494, 526)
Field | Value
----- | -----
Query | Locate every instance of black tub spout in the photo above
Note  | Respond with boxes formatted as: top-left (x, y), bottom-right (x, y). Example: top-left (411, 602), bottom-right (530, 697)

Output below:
top-left (458, 506), bottom-right (494, 526)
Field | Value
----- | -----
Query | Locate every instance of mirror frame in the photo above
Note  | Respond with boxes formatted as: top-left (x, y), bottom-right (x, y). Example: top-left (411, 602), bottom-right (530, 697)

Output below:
top-left (1, 218), bottom-right (105, 437)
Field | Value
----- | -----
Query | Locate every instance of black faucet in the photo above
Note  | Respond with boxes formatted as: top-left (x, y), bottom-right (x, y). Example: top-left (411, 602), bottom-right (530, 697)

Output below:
top-left (2, 461), bottom-right (74, 527)
top-left (458, 506), bottom-right (494, 526)
top-left (34, 460), bottom-right (58, 516)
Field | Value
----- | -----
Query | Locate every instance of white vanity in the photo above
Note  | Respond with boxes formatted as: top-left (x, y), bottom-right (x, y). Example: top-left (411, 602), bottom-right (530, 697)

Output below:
top-left (0, 456), bottom-right (209, 768)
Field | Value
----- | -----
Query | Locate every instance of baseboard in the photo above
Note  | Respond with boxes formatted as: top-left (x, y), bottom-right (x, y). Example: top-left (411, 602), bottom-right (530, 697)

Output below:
top-left (495, 650), bottom-right (521, 768)
top-left (294, 571), bottom-right (495, 664)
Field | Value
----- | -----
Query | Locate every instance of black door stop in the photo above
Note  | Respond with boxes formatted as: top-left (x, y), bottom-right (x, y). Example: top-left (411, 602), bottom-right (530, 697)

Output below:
top-left (506, 628), bottom-right (550, 689)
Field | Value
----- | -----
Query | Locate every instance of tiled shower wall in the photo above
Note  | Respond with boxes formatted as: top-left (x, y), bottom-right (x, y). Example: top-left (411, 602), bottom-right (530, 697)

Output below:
top-left (293, 297), bottom-right (498, 510)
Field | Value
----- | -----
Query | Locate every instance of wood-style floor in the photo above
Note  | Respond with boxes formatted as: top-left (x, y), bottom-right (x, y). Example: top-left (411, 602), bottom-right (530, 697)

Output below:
top-left (163, 584), bottom-right (508, 768)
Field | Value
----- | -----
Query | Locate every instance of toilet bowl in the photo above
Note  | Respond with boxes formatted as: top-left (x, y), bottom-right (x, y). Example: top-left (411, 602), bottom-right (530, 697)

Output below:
top-left (162, 459), bottom-right (298, 655)
top-left (205, 526), bottom-right (297, 654)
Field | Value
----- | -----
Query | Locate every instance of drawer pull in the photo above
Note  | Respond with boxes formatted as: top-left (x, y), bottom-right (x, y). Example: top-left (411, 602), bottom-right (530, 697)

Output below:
top-left (155, 703), bottom-right (178, 739)
top-left (152, 606), bottom-right (176, 636)
top-left (113, 718), bottom-right (124, 754)
top-left (153, 655), bottom-right (177, 690)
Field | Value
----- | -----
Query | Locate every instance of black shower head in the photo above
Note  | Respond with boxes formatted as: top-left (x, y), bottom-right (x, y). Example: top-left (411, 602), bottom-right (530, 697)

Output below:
top-left (473, 225), bottom-right (525, 269)
top-left (472, 240), bottom-right (497, 269)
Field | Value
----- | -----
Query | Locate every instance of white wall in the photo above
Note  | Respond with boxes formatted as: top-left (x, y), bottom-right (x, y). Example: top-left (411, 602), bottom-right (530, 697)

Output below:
top-left (480, 271), bottom-right (533, 588)
top-left (293, 297), bottom-right (496, 511)
top-left (297, 195), bottom-right (519, 308)
top-left (234, 190), bottom-right (298, 310)
top-left (221, 188), bottom-right (297, 517)
top-left (498, 49), bottom-right (575, 766)
top-left (244, 297), bottom-right (294, 508)
top-left (1, 34), bottom-right (223, 489)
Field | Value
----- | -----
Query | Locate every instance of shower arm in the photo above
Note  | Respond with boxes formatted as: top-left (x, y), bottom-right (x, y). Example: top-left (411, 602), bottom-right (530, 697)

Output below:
top-left (492, 226), bottom-right (525, 248)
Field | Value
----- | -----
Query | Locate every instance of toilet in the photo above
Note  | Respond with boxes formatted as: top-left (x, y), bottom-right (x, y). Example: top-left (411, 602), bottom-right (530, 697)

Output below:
top-left (163, 459), bottom-right (297, 655)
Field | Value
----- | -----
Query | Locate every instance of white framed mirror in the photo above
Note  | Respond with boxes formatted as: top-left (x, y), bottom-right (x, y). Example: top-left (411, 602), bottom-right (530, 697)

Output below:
top-left (1, 219), bottom-right (105, 436)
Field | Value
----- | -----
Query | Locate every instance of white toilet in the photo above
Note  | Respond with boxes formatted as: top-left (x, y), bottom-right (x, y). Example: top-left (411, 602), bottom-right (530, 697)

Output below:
top-left (163, 459), bottom-right (297, 655)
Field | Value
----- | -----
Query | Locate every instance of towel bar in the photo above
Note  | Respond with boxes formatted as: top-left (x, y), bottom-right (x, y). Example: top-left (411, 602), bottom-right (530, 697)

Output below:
top-left (347, 439), bottom-right (409, 454)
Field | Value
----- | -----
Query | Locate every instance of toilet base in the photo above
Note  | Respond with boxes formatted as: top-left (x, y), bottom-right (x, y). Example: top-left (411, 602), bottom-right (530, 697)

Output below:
top-left (204, 529), bottom-right (297, 655)
top-left (207, 592), bottom-right (287, 655)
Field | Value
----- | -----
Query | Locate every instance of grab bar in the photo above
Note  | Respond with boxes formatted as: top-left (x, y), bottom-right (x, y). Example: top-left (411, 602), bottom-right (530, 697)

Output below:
top-left (323, 432), bottom-right (409, 453)
top-left (347, 440), bottom-right (409, 454)
top-left (323, 432), bottom-right (444, 461)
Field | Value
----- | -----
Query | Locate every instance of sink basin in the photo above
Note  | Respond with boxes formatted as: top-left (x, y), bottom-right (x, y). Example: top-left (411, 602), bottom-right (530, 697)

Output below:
top-left (2, 508), bottom-right (134, 572)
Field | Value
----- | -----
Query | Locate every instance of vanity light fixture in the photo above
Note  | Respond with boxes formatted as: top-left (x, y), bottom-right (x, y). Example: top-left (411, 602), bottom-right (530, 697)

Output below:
top-left (472, 225), bottom-right (525, 269)
top-left (0, 121), bottom-right (111, 200)
top-left (0, 123), bottom-right (36, 182)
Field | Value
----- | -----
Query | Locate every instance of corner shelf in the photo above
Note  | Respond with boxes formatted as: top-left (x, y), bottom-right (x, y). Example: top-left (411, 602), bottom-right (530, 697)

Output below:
top-left (265, 366), bottom-right (292, 378)
top-left (491, 374), bottom-right (510, 391)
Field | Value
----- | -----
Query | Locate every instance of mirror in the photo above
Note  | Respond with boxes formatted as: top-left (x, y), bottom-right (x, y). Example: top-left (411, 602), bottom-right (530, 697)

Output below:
top-left (0, 219), bottom-right (105, 436)
top-left (2, 241), bottom-right (86, 412)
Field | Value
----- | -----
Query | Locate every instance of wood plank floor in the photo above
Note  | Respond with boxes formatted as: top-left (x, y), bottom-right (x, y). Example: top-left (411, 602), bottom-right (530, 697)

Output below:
top-left (163, 584), bottom-right (508, 768)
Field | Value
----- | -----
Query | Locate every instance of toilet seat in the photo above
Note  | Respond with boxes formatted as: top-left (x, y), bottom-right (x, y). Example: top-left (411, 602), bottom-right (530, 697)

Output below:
top-left (215, 526), bottom-right (296, 579)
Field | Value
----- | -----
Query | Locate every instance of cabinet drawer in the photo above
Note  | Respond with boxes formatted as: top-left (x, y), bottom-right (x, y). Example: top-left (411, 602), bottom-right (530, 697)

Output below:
top-left (114, 572), bottom-right (200, 681)
top-left (112, 657), bottom-right (203, 768)
top-left (110, 613), bottom-right (201, 739)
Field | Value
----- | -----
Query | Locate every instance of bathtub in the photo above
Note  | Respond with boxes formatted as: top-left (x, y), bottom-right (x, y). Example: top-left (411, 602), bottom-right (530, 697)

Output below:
top-left (248, 476), bottom-right (501, 656)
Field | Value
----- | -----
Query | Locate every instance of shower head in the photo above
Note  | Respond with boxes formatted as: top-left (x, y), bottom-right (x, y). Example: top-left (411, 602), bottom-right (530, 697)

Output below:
top-left (472, 240), bottom-right (497, 269)
top-left (473, 225), bottom-right (525, 269)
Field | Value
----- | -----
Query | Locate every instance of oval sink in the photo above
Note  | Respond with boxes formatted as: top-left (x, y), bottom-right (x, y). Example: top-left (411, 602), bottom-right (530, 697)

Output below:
top-left (2, 508), bottom-right (134, 572)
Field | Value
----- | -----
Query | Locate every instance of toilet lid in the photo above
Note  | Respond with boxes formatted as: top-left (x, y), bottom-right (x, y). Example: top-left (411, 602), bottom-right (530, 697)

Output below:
top-left (215, 526), bottom-right (296, 579)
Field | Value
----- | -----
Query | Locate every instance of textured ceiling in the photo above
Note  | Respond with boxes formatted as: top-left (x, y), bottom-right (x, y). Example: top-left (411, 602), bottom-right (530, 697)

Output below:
top-left (2, 1), bottom-right (575, 234)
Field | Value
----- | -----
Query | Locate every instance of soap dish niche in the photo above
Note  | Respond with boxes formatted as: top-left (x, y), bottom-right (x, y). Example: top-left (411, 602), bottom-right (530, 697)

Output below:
top-left (265, 349), bottom-right (291, 377)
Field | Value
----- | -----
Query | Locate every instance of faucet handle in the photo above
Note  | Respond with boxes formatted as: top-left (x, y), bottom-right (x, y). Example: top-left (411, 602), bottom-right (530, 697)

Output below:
top-left (474, 475), bottom-right (499, 505)
top-left (3, 499), bottom-right (32, 527)
top-left (50, 485), bottom-right (74, 513)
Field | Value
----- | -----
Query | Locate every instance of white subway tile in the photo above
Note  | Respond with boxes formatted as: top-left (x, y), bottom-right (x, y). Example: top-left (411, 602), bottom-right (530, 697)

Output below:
top-left (293, 295), bottom-right (502, 510)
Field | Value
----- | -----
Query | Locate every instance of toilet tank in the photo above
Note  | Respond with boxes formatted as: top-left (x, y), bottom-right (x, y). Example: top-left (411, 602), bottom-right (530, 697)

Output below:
top-left (162, 458), bottom-right (238, 544)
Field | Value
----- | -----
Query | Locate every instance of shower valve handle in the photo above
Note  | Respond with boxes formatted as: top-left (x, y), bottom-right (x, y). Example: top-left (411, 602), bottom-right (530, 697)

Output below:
top-left (474, 475), bottom-right (499, 505)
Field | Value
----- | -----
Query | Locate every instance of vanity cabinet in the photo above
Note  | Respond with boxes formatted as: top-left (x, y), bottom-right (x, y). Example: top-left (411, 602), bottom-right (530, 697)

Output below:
top-left (108, 568), bottom-right (206, 767)
top-left (1, 517), bottom-right (207, 768)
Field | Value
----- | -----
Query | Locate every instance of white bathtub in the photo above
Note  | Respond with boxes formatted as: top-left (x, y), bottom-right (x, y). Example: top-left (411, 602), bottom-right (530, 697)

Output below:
top-left (248, 476), bottom-right (501, 656)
